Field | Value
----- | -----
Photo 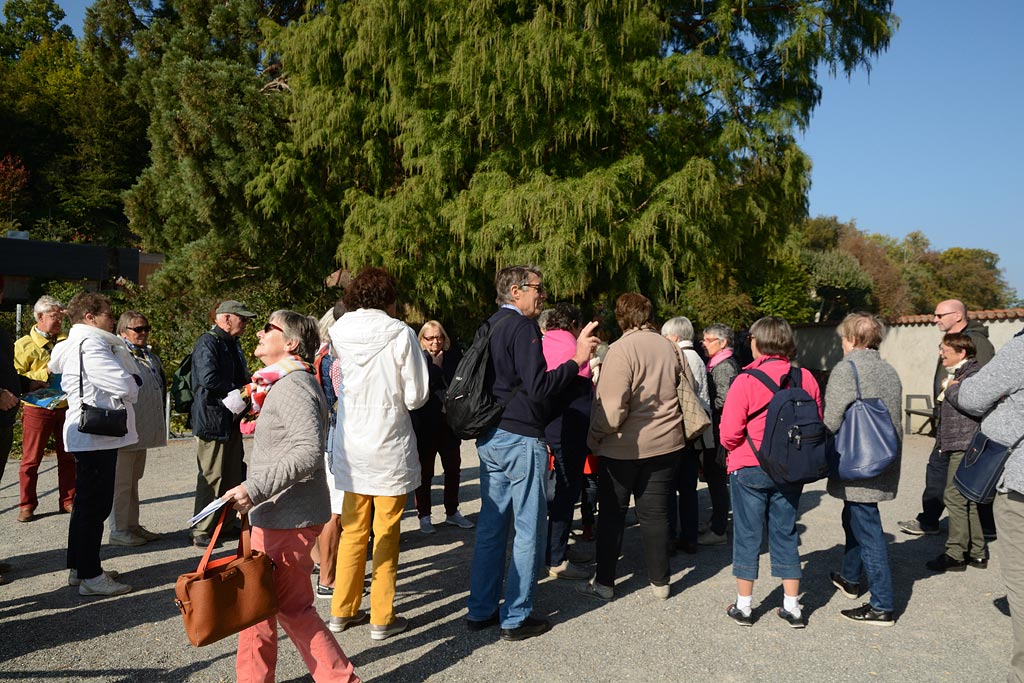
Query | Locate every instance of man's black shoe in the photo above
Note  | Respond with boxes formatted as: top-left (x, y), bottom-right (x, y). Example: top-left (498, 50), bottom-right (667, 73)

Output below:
top-left (499, 616), bottom-right (550, 641)
top-left (830, 571), bottom-right (861, 600)
top-left (841, 603), bottom-right (894, 627)
top-left (466, 613), bottom-right (499, 632)
top-left (968, 556), bottom-right (989, 569)
top-left (926, 553), bottom-right (967, 573)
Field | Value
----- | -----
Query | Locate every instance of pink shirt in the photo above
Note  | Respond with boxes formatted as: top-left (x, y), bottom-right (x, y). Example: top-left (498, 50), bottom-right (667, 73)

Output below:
top-left (719, 355), bottom-right (823, 474)
top-left (542, 329), bottom-right (591, 379)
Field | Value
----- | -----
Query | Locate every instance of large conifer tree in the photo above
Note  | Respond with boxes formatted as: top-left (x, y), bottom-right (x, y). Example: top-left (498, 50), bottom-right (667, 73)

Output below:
top-left (251, 0), bottom-right (897, 328)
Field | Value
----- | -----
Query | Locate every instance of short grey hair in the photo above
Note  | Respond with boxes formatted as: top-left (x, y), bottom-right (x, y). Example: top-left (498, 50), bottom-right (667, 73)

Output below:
top-left (661, 316), bottom-right (694, 342)
top-left (116, 310), bottom-right (147, 335)
top-left (271, 309), bottom-right (321, 363)
top-left (34, 295), bottom-right (63, 318)
top-left (702, 323), bottom-right (734, 348)
top-left (495, 265), bottom-right (542, 305)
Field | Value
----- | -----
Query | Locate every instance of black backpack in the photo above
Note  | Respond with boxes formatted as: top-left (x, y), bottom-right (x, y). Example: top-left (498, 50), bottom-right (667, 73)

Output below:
top-left (444, 315), bottom-right (517, 439)
top-left (744, 365), bottom-right (832, 485)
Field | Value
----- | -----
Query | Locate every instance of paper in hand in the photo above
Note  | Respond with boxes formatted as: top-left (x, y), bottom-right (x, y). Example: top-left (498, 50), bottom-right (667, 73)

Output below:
top-left (188, 498), bottom-right (228, 527)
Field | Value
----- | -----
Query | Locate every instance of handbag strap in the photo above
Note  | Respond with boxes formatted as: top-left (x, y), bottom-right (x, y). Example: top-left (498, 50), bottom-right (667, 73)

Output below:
top-left (847, 360), bottom-right (863, 400)
top-left (77, 340), bottom-right (125, 409)
top-left (195, 507), bottom-right (255, 575)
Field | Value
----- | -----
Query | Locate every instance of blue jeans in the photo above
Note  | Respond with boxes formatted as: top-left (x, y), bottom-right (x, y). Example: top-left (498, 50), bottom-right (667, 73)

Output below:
top-left (467, 428), bottom-right (548, 629)
top-left (840, 501), bottom-right (894, 613)
top-left (730, 466), bottom-right (802, 581)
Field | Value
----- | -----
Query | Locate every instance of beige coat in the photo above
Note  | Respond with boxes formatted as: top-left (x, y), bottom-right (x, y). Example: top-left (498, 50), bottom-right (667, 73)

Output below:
top-left (588, 328), bottom-right (685, 460)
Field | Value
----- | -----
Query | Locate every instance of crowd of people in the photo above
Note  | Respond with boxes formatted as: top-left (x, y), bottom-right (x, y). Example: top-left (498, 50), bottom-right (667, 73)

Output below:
top-left (2, 270), bottom-right (1024, 682)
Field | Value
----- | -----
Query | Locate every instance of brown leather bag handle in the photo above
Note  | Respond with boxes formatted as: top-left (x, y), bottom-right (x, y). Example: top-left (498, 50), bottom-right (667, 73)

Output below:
top-left (196, 507), bottom-right (254, 576)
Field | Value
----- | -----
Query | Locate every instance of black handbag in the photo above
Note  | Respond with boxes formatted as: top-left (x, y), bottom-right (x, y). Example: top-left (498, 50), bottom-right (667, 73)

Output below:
top-left (954, 430), bottom-right (1024, 504)
top-left (77, 342), bottom-right (129, 438)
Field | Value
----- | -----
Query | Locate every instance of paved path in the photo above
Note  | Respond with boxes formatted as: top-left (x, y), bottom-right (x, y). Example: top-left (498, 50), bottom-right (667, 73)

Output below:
top-left (0, 434), bottom-right (1012, 682)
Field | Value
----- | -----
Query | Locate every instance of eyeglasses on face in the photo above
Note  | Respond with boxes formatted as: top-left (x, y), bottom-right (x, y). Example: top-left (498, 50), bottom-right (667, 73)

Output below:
top-left (263, 322), bottom-right (284, 334)
top-left (934, 311), bottom-right (955, 319)
top-left (423, 335), bottom-right (443, 342)
top-left (520, 282), bottom-right (546, 294)
top-left (126, 325), bottom-right (151, 333)
top-left (701, 337), bottom-right (720, 345)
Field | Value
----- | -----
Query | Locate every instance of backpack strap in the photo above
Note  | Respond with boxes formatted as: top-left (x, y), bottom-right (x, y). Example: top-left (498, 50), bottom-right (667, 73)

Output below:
top-left (740, 363), bottom-right (796, 460)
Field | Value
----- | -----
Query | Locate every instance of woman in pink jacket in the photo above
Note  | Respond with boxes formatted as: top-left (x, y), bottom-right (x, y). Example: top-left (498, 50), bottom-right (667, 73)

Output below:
top-left (719, 316), bottom-right (822, 628)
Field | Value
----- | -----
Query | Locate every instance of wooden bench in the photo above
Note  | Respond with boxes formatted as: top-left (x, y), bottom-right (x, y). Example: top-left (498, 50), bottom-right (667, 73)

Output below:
top-left (904, 394), bottom-right (936, 435)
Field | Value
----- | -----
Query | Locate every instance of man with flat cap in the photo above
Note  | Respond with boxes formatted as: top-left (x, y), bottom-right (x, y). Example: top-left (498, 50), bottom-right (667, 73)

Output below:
top-left (189, 300), bottom-right (256, 546)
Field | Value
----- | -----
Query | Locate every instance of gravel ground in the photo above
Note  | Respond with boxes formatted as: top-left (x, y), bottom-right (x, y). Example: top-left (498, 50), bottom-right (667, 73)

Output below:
top-left (0, 434), bottom-right (1013, 683)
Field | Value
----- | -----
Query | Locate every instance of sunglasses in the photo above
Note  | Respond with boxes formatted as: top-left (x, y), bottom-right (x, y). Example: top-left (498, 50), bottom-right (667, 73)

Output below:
top-left (126, 325), bottom-right (151, 333)
top-left (262, 322), bottom-right (284, 334)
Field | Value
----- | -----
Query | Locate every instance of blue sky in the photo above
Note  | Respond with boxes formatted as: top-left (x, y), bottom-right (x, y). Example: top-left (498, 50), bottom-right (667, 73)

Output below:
top-left (45, 0), bottom-right (1024, 302)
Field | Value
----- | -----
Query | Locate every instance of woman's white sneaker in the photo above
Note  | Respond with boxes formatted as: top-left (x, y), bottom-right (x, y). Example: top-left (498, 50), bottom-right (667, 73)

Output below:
top-left (78, 572), bottom-right (132, 596)
top-left (68, 569), bottom-right (119, 586)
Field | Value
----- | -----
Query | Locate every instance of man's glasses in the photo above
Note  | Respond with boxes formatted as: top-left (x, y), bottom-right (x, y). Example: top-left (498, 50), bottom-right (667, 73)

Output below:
top-left (934, 312), bottom-right (955, 319)
top-left (126, 325), bottom-right (151, 333)
top-left (520, 283), bottom-right (546, 294)
top-left (263, 322), bottom-right (284, 334)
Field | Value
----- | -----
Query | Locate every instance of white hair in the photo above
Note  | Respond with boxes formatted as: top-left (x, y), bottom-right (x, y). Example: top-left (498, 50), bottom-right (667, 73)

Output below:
top-left (661, 316), bottom-right (694, 342)
top-left (33, 295), bottom-right (62, 318)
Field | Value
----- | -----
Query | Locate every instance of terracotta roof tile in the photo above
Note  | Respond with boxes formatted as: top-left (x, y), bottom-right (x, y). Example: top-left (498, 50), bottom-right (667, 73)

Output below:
top-left (894, 308), bottom-right (1024, 325)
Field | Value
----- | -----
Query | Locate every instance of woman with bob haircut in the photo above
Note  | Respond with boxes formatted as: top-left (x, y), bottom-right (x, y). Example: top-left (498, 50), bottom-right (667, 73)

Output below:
top-left (411, 319), bottom-right (471, 533)
top-left (579, 293), bottom-right (685, 601)
top-left (719, 315), bottom-right (822, 627)
top-left (222, 310), bottom-right (360, 682)
top-left (327, 267), bottom-right (430, 641)
top-left (823, 313), bottom-right (902, 627)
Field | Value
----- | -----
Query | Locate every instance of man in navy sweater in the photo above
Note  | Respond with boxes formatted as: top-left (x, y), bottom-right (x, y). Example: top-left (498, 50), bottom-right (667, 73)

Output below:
top-left (466, 266), bottom-right (599, 641)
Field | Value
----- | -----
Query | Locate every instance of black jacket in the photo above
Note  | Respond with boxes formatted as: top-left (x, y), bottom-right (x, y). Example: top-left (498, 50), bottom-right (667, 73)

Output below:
top-left (189, 326), bottom-right (250, 441)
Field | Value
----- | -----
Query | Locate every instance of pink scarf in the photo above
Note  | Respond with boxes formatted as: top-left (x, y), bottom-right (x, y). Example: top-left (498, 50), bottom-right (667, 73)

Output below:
top-left (706, 347), bottom-right (734, 372)
top-left (542, 329), bottom-right (591, 378)
top-left (243, 354), bottom-right (314, 414)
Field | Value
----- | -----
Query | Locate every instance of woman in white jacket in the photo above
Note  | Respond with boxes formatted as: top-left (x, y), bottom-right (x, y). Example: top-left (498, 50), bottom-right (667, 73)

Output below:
top-left (327, 267), bottom-right (430, 640)
top-left (49, 293), bottom-right (140, 596)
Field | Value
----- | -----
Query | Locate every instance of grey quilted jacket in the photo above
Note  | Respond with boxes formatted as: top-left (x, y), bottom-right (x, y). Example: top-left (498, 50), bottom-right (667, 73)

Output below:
top-left (246, 370), bottom-right (331, 529)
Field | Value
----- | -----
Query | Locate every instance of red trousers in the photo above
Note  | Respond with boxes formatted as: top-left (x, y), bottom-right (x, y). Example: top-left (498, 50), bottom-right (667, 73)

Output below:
top-left (236, 525), bottom-right (360, 683)
top-left (20, 405), bottom-right (75, 512)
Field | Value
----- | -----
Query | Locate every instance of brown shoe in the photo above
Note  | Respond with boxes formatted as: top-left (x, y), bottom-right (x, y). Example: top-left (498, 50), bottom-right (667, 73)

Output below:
top-left (17, 509), bottom-right (34, 523)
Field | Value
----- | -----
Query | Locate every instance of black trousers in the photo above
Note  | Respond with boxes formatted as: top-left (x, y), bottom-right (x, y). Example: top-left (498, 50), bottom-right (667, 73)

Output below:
top-left (596, 451), bottom-right (680, 588)
top-left (67, 449), bottom-right (118, 580)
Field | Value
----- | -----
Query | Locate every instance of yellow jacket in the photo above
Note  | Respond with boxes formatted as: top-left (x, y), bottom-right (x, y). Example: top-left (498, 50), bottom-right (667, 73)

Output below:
top-left (14, 327), bottom-right (68, 408)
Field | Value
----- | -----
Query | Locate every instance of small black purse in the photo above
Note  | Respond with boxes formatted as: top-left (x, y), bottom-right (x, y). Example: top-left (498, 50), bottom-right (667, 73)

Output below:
top-left (77, 342), bottom-right (129, 438)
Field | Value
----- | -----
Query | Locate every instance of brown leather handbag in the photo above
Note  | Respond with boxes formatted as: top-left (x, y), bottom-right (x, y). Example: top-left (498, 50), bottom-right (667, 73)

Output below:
top-left (673, 345), bottom-right (712, 443)
top-left (174, 508), bottom-right (278, 647)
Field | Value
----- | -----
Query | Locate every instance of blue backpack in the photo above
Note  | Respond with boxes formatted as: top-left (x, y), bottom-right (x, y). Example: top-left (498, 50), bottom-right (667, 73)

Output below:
top-left (744, 365), bottom-right (832, 485)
